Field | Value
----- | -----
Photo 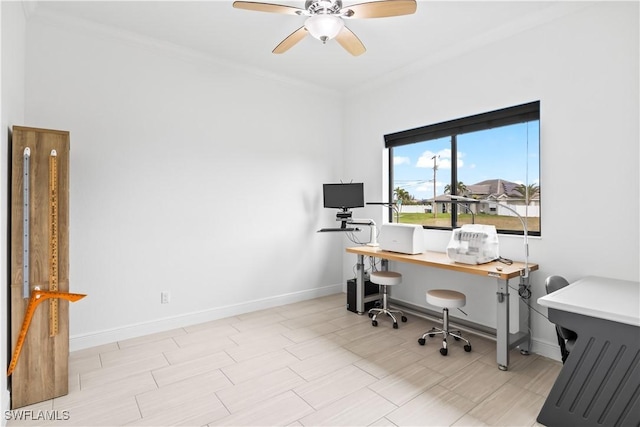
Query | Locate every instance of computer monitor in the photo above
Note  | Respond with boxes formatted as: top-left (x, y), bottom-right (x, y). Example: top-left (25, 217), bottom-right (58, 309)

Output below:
top-left (323, 183), bottom-right (365, 210)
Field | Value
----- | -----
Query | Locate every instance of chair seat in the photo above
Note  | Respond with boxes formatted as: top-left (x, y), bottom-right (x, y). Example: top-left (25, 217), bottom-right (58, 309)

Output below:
top-left (426, 289), bottom-right (466, 309)
top-left (370, 271), bottom-right (402, 286)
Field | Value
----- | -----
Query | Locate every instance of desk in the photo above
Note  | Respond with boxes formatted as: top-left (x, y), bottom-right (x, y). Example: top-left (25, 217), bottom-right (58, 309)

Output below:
top-left (537, 276), bottom-right (640, 427)
top-left (346, 246), bottom-right (538, 371)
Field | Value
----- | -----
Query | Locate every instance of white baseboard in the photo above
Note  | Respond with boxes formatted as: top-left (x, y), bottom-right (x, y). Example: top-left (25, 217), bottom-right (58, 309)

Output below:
top-left (529, 337), bottom-right (562, 362)
top-left (70, 284), bottom-right (344, 352)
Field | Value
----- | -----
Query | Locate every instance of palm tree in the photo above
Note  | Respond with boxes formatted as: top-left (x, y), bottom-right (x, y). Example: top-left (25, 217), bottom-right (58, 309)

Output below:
top-left (394, 187), bottom-right (412, 204)
top-left (444, 181), bottom-right (468, 196)
top-left (392, 187), bottom-right (413, 221)
top-left (514, 184), bottom-right (540, 205)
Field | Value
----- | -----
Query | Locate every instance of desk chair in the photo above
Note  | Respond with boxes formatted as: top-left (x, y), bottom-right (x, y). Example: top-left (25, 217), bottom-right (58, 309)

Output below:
top-left (368, 271), bottom-right (407, 329)
top-left (545, 275), bottom-right (578, 363)
top-left (418, 289), bottom-right (472, 355)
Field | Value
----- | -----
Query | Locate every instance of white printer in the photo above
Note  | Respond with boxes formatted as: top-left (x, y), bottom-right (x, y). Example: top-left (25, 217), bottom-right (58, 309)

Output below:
top-left (379, 223), bottom-right (425, 255)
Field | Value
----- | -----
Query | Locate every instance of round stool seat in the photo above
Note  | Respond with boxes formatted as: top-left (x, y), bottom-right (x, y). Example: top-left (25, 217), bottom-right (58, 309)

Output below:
top-left (370, 271), bottom-right (402, 286)
top-left (426, 289), bottom-right (466, 309)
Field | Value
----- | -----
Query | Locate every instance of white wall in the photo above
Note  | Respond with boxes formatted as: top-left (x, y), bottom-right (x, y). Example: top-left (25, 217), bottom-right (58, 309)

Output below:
top-left (23, 12), bottom-right (346, 349)
top-left (342, 2), bottom-right (639, 360)
top-left (6, 0), bottom-right (639, 369)
top-left (1, 1), bottom-right (28, 418)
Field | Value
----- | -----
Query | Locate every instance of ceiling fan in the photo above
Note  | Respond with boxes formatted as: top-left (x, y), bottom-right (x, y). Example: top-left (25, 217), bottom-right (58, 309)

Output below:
top-left (232, 0), bottom-right (417, 56)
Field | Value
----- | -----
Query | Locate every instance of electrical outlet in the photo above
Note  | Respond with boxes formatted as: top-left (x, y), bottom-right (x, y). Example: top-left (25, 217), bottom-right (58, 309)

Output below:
top-left (161, 291), bottom-right (170, 304)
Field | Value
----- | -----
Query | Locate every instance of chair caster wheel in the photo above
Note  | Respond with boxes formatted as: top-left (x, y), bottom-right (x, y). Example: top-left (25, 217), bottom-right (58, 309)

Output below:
top-left (428, 333), bottom-right (435, 338)
top-left (464, 344), bottom-right (472, 352)
top-left (440, 348), bottom-right (448, 356)
top-left (372, 320), bottom-right (378, 327)
top-left (393, 323), bottom-right (398, 329)
top-left (454, 336), bottom-right (460, 341)
top-left (368, 312), bottom-right (374, 318)
top-left (401, 316), bottom-right (408, 322)
top-left (418, 338), bottom-right (426, 346)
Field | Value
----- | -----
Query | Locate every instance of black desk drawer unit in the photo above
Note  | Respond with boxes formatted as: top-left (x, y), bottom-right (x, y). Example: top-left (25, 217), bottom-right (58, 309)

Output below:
top-left (537, 309), bottom-right (640, 427)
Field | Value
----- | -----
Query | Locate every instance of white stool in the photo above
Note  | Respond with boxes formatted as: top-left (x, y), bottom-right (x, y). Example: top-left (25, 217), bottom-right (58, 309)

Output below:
top-left (418, 289), bottom-right (472, 355)
top-left (368, 271), bottom-right (407, 329)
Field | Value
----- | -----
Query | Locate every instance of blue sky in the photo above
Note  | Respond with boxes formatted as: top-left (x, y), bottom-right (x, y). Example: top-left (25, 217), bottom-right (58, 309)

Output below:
top-left (392, 121), bottom-right (540, 200)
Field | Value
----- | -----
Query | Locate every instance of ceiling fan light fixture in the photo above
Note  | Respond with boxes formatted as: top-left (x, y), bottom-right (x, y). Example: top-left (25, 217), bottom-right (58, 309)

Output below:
top-left (305, 15), bottom-right (344, 43)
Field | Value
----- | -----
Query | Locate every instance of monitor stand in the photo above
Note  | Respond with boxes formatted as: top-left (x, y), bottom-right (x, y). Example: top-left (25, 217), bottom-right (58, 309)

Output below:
top-left (336, 209), bottom-right (352, 225)
top-left (317, 209), bottom-right (360, 232)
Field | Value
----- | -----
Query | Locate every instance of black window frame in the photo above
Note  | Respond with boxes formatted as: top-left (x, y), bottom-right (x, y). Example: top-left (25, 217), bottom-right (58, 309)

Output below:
top-left (385, 101), bottom-right (540, 236)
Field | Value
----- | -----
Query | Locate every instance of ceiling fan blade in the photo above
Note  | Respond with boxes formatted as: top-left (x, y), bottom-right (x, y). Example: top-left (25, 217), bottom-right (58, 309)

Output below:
top-left (335, 26), bottom-right (366, 56)
top-left (273, 26), bottom-right (308, 54)
top-left (233, 1), bottom-right (305, 15)
top-left (342, 0), bottom-right (417, 19)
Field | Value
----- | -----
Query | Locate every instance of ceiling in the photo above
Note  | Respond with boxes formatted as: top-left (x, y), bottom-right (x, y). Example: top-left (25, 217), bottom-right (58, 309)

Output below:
top-left (31, 1), bottom-right (588, 93)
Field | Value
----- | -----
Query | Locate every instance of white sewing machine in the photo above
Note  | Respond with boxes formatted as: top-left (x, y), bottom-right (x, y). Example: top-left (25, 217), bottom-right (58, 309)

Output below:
top-left (446, 224), bottom-right (499, 264)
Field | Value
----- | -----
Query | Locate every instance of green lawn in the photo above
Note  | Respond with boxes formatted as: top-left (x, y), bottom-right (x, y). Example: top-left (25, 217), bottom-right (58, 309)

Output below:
top-left (396, 212), bottom-right (540, 232)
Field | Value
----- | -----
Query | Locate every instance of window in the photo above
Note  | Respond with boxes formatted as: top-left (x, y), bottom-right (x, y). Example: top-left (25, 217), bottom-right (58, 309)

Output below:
top-left (386, 101), bottom-right (540, 236)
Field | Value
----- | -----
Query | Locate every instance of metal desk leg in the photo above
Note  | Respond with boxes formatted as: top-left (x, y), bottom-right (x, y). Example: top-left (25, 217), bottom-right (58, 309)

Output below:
top-left (496, 278), bottom-right (510, 371)
top-left (496, 276), bottom-right (532, 371)
top-left (356, 254), bottom-right (365, 314)
top-left (517, 275), bottom-right (532, 356)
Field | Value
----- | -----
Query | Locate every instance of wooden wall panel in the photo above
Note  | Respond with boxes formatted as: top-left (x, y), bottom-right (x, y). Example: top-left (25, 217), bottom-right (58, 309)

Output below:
top-left (10, 126), bottom-right (70, 409)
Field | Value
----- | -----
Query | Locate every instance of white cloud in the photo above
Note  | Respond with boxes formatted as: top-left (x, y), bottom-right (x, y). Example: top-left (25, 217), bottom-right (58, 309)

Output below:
top-left (439, 158), bottom-right (453, 170)
top-left (416, 148), bottom-right (465, 170)
top-left (457, 151), bottom-right (465, 168)
top-left (416, 149), bottom-right (445, 168)
top-left (415, 183), bottom-right (430, 193)
top-left (394, 156), bottom-right (410, 166)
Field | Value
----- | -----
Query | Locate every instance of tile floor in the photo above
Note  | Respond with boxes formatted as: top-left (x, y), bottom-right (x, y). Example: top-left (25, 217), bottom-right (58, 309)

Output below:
top-left (8, 293), bottom-right (561, 426)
